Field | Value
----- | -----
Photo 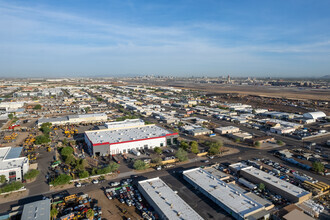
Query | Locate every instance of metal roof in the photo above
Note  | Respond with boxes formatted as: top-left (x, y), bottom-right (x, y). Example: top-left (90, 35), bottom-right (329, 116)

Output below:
top-left (85, 124), bottom-right (173, 145)
top-left (138, 177), bottom-right (203, 220)
top-left (21, 199), bottom-right (51, 220)
top-left (241, 166), bottom-right (310, 198)
top-left (183, 168), bottom-right (264, 218)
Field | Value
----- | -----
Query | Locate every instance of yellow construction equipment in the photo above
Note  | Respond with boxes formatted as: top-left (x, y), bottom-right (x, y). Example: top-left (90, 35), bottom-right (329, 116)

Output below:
top-left (64, 194), bottom-right (76, 203)
top-left (47, 146), bottom-right (51, 152)
top-left (3, 133), bottom-right (18, 142)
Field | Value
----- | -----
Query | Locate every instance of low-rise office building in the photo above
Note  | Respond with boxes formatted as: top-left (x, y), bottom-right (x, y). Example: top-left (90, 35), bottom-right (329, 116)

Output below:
top-left (188, 127), bottom-right (213, 136)
top-left (215, 126), bottom-right (240, 135)
top-left (138, 177), bottom-right (203, 220)
top-left (229, 132), bottom-right (253, 141)
top-left (0, 147), bottom-right (29, 182)
top-left (85, 124), bottom-right (178, 156)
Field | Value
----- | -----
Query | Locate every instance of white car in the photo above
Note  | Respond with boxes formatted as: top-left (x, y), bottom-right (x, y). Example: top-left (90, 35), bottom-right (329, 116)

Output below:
top-left (75, 182), bottom-right (82, 187)
top-left (92, 179), bottom-right (99, 184)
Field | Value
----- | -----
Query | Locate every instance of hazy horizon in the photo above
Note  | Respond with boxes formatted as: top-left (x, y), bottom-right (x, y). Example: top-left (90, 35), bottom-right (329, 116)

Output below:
top-left (1, 0), bottom-right (330, 78)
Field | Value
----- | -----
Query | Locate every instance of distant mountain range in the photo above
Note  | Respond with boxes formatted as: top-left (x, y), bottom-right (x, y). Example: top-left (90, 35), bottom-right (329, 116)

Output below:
top-left (321, 75), bottom-right (330, 79)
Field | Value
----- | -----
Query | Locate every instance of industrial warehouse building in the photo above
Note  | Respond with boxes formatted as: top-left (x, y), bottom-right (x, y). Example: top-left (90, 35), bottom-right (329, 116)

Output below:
top-left (21, 198), bottom-right (51, 220)
top-left (37, 113), bottom-right (107, 126)
top-left (215, 126), bottom-right (240, 135)
top-left (104, 119), bottom-right (145, 129)
top-left (183, 168), bottom-right (270, 220)
top-left (0, 147), bottom-right (29, 182)
top-left (303, 111), bottom-right (326, 120)
top-left (138, 177), bottom-right (203, 220)
top-left (84, 124), bottom-right (178, 156)
top-left (240, 166), bottom-right (311, 203)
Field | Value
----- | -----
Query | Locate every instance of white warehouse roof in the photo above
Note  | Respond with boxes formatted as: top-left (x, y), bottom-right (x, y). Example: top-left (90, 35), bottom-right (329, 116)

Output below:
top-left (303, 111), bottom-right (326, 119)
top-left (138, 177), bottom-right (203, 220)
top-left (241, 166), bottom-right (310, 199)
top-left (85, 124), bottom-right (176, 145)
top-left (183, 168), bottom-right (264, 218)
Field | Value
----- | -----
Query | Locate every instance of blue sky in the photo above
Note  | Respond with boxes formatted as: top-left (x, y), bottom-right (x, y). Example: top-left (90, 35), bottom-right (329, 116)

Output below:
top-left (0, 0), bottom-right (329, 78)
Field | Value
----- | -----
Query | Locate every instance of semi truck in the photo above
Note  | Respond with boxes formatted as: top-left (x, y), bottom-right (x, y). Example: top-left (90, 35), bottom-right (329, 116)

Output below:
top-left (238, 178), bottom-right (257, 190)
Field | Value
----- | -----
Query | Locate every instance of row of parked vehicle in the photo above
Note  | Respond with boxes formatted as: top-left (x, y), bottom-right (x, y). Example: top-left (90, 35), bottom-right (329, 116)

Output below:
top-left (104, 179), bottom-right (155, 219)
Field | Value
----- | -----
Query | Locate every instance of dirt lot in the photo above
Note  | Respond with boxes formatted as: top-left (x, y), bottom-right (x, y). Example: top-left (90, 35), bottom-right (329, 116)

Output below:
top-left (129, 79), bottom-right (330, 101)
top-left (89, 189), bottom-right (142, 220)
top-left (0, 189), bottom-right (29, 204)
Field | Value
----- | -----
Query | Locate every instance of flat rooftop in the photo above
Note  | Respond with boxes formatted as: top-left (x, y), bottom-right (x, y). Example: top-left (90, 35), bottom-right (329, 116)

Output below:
top-left (21, 198), bottom-right (51, 220)
top-left (241, 166), bottom-right (310, 198)
top-left (0, 147), bottom-right (28, 170)
top-left (105, 119), bottom-right (144, 129)
top-left (216, 126), bottom-right (239, 131)
top-left (183, 168), bottom-right (264, 218)
top-left (85, 124), bottom-right (175, 145)
top-left (229, 162), bottom-right (249, 172)
top-left (38, 113), bottom-right (106, 124)
top-left (138, 177), bottom-right (203, 220)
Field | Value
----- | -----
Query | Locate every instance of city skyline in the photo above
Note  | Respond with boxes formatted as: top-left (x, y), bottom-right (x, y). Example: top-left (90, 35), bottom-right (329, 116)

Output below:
top-left (1, 0), bottom-right (330, 77)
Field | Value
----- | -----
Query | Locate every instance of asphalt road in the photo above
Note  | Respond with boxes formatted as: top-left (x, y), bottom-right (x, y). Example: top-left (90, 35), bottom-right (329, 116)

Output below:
top-left (2, 144), bottom-right (328, 214)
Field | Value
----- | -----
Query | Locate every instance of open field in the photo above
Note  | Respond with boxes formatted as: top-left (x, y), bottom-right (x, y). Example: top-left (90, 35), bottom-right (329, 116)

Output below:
top-left (129, 79), bottom-right (330, 101)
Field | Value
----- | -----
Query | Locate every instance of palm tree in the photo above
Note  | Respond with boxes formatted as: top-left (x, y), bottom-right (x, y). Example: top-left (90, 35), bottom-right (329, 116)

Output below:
top-left (50, 205), bottom-right (58, 220)
top-left (86, 209), bottom-right (94, 220)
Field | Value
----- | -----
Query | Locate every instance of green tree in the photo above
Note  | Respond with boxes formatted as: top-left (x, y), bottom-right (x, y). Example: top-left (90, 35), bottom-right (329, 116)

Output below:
top-left (84, 107), bottom-right (90, 113)
top-left (91, 168), bottom-right (97, 176)
top-left (0, 181), bottom-right (24, 193)
top-left (65, 155), bottom-right (76, 166)
top-left (33, 104), bottom-right (42, 110)
top-left (234, 138), bottom-right (240, 143)
top-left (50, 204), bottom-right (58, 220)
top-left (154, 147), bottom-right (162, 155)
top-left (0, 175), bottom-right (6, 184)
top-left (151, 157), bottom-right (162, 165)
top-left (207, 141), bottom-right (223, 155)
top-left (108, 162), bottom-right (120, 172)
top-left (35, 135), bottom-right (51, 145)
top-left (208, 146), bottom-right (220, 155)
top-left (40, 122), bottom-right (52, 135)
top-left (61, 146), bottom-right (74, 157)
top-left (254, 141), bottom-right (261, 147)
top-left (24, 169), bottom-right (40, 180)
top-left (312, 161), bottom-right (325, 173)
top-left (133, 160), bottom-right (148, 170)
top-left (258, 183), bottom-right (265, 191)
top-left (51, 174), bottom-right (72, 186)
top-left (276, 140), bottom-right (284, 146)
top-left (86, 209), bottom-right (94, 220)
top-left (175, 148), bottom-right (188, 162)
top-left (74, 159), bottom-right (87, 172)
top-left (8, 113), bottom-right (14, 120)
top-left (180, 141), bottom-right (189, 151)
top-left (62, 138), bottom-right (68, 146)
top-left (190, 141), bottom-right (199, 154)
top-left (79, 170), bottom-right (89, 179)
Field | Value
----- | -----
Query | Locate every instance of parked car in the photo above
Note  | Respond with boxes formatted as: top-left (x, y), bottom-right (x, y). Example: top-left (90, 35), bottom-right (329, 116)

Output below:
top-left (92, 179), bottom-right (99, 184)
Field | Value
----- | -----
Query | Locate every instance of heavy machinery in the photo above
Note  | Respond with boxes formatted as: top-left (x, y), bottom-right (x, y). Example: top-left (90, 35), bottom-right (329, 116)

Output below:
top-left (4, 132), bottom-right (18, 142)
top-left (47, 146), bottom-right (52, 152)
top-left (24, 134), bottom-right (35, 145)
